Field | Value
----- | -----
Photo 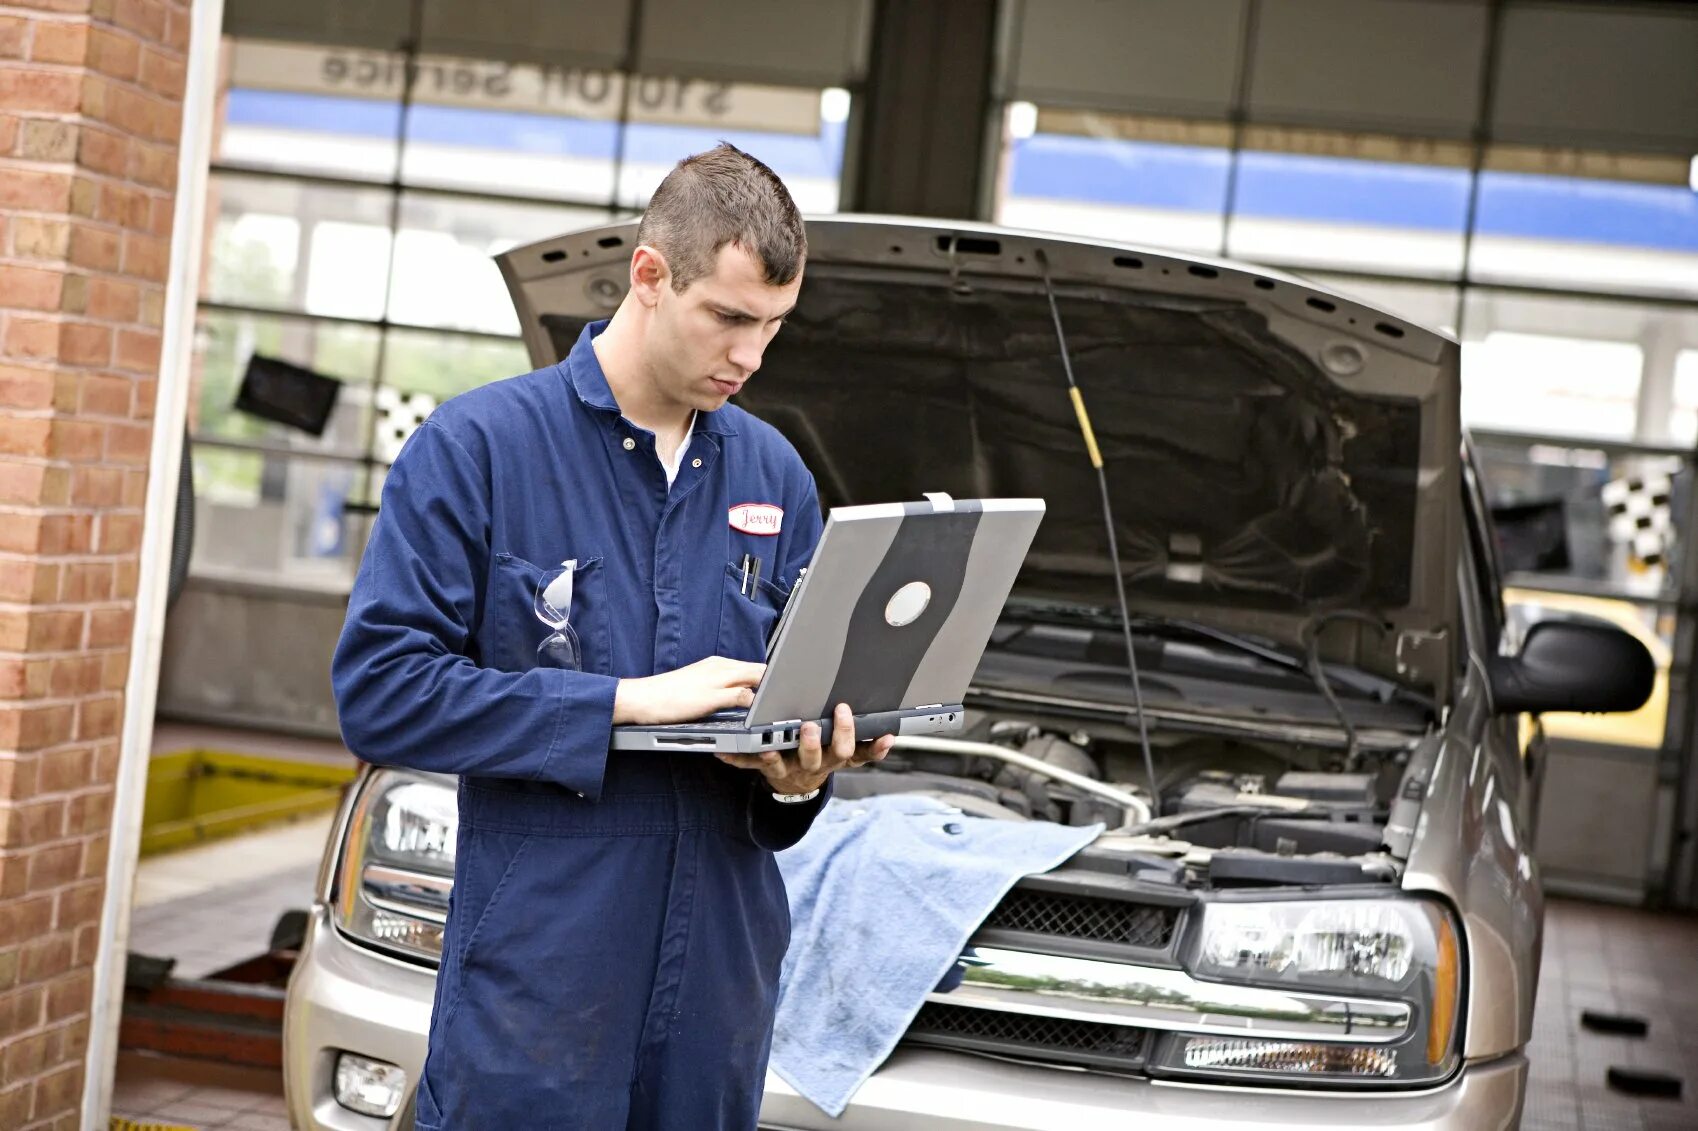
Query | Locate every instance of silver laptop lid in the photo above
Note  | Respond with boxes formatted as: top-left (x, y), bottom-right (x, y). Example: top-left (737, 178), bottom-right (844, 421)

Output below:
top-left (748, 496), bottom-right (1045, 725)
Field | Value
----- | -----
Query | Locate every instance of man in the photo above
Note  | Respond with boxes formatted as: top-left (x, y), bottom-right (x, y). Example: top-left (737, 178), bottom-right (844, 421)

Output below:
top-left (332, 143), bottom-right (894, 1130)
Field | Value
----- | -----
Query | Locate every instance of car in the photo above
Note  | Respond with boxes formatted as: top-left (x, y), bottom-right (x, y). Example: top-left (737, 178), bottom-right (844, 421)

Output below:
top-left (283, 216), bottom-right (1655, 1130)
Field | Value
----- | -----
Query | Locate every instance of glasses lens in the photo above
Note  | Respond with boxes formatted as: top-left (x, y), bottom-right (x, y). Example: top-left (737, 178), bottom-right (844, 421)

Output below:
top-left (537, 624), bottom-right (582, 671)
top-left (535, 568), bottom-right (569, 629)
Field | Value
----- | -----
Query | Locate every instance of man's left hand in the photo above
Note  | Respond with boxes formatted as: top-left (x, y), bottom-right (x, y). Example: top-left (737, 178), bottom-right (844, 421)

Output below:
top-left (716, 702), bottom-right (894, 795)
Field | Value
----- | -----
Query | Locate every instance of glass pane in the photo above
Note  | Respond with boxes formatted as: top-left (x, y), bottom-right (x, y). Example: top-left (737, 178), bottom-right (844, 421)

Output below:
top-left (381, 328), bottom-right (531, 409)
top-left (194, 310), bottom-right (378, 457)
top-left (995, 108), bottom-right (1230, 254)
top-left (1474, 436), bottom-right (1685, 604)
top-left (1225, 150), bottom-right (1470, 278)
top-left (615, 82), bottom-right (847, 212)
top-left (190, 444), bottom-right (367, 589)
top-left (386, 193), bottom-right (609, 334)
top-left (1673, 351), bottom-right (1698, 448)
top-left (1457, 290), bottom-right (1675, 442)
top-left (1470, 168), bottom-right (1698, 298)
top-left (204, 173), bottom-right (394, 319)
top-left (221, 38), bottom-right (402, 182)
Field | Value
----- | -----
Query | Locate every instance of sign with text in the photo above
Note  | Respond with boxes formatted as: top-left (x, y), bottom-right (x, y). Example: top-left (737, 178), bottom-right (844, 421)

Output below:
top-left (230, 39), bottom-right (823, 135)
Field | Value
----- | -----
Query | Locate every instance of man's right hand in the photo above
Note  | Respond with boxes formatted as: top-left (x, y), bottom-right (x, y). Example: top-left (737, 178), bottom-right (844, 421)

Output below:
top-left (613, 656), bottom-right (766, 725)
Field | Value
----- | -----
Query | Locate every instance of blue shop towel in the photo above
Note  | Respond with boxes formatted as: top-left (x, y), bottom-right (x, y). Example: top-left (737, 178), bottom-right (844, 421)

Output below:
top-left (771, 795), bottom-right (1103, 1116)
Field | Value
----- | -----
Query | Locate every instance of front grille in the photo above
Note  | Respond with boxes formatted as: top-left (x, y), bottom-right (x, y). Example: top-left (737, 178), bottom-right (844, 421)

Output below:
top-left (984, 888), bottom-right (1178, 949)
top-left (906, 1002), bottom-right (1147, 1070)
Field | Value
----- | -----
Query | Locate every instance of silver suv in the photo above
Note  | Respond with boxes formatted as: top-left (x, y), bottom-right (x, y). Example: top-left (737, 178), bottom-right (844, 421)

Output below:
top-left (283, 218), bottom-right (1654, 1130)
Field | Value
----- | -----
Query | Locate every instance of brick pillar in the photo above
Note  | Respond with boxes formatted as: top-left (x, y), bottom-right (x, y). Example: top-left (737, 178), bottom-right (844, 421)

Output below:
top-left (0, 1), bottom-right (190, 1127)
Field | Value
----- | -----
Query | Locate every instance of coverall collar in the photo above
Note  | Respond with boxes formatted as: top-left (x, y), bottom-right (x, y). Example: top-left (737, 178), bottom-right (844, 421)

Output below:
top-left (564, 320), bottom-right (740, 437)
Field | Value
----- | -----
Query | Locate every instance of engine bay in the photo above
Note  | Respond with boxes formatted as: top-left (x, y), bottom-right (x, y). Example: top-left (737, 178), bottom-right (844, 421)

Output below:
top-left (832, 710), bottom-right (1424, 891)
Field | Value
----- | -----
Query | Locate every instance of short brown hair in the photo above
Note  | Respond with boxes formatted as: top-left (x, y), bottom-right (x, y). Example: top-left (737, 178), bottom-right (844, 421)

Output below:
top-left (636, 142), bottom-right (807, 293)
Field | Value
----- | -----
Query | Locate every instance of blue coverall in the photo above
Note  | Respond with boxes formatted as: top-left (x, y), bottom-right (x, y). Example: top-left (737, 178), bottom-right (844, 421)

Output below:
top-left (332, 321), bottom-right (829, 1129)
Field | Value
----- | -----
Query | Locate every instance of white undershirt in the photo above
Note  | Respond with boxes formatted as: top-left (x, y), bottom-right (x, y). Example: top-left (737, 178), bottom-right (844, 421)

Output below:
top-left (659, 412), bottom-right (697, 487)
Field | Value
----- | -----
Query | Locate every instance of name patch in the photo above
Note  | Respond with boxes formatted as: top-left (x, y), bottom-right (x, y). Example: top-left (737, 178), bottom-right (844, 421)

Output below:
top-left (729, 503), bottom-right (783, 536)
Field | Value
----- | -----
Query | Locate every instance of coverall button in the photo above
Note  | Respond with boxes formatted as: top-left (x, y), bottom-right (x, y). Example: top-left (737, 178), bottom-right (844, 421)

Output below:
top-left (691, 458), bottom-right (702, 468)
top-left (622, 437), bottom-right (636, 451)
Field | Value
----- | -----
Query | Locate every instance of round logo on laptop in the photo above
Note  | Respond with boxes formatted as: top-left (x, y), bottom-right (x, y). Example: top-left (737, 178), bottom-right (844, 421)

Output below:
top-left (884, 581), bottom-right (932, 627)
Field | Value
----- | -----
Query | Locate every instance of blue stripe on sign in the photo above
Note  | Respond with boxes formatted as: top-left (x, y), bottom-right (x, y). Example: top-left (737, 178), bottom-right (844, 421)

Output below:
top-left (1475, 171), bottom-right (1698, 254)
top-left (1232, 151), bottom-right (1472, 232)
top-left (228, 90), bottom-right (843, 176)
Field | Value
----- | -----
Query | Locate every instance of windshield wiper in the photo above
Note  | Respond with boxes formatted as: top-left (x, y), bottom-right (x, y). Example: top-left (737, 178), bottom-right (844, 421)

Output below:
top-left (1001, 600), bottom-right (1418, 705)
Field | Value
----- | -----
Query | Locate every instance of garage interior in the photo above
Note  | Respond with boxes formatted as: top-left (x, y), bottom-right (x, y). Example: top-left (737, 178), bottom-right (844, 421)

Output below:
top-left (1, 1), bottom-right (1697, 1129)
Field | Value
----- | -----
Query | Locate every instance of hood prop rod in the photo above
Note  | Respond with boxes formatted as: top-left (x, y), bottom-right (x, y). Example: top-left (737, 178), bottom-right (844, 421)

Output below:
top-left (1034, 248), bottom-right (1162, 816)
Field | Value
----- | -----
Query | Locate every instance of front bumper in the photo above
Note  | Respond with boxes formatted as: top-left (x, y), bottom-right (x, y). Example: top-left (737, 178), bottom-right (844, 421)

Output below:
top-left (284, 907), bottom-right (1526, 1131)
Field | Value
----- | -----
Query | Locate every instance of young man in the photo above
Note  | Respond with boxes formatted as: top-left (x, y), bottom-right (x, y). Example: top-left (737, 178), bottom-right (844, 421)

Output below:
top-left (332, 144), bottom-right (894, 1130)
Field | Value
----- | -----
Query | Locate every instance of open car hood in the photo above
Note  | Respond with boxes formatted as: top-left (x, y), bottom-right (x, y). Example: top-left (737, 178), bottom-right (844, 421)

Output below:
top-left (497, 217), bottom-right (1461, 698)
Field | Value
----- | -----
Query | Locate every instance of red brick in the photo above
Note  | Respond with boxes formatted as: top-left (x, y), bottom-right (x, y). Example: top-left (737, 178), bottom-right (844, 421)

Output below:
top-left (62, 789), bottom-right (107, 836)
top-left (57, 322), bottom-right (109, 366)
top-left (0, 418), bottom-right (52, 458)
top-left (85, 26), bottom-right (136, 80)
top-left (37, 467), bottom-right (67, 507)
top-left (128, 138), bottom-right (173, 189)
top-left (49, 1016), bottom-right (89, 1066)
top-left (45, 657), bottom-right (97, 697)
top-left (114, 328), bottom-right (159, 375)
top-left (112, 0), bottom-right (165, 40)
top-left (104, 421), bottom-right (149, 465)
top-left (0, 267), bottom-right (64, 314)
top-left (25, 846), bottom-right (79, 895)
top-left (0, 168), bottom-right (71, 212)
top-left (0, 608), bottom-right (30, 649)
top-left (76, 125), bottom-right (126, 176)
top-left (40, 514), bottom-right (89, 556)
top-left (46, 419), bottom-right (101, 461)
top-left (75, 373), bottom-right (130, 418)
top-left (78, 836), bottom-right (106, 880)
top-left (0, 1028), bottom-right (51, 1085)
top-left (131, 378), bottom-right (154, 418)
top-left (96, 181), bottom-right (147, 229)
top-left (0, 797), bottom-right (64, 848)
top-left (85, 278), bottom-right (137, 322)
top-left (67, 467), bottom-right (120, 507)
top-left (57, 563), bottom-right (110, 604)
top-left (138, 44), bottom-right (182, 98)
top-left (147, 193), bottom-right (171, 237)
top-left (0, 114), bottom-right (17, 152)
top-left (28, 20), bottom-right (89, 65)
top-left (66, 223), bottom-right (119, 272)
top-left (99, 651), bottom-right (125, 691)
top-left (0, 855), bottom-right (26, 899)
top-left (89, 741), bottom-right (116, 785)
top-left (3, 317), bottom-right (61, 362)
top-left (33, 1061), bottom-right (84, 1120)
top-left (66, 173), bottom-right (97, 218)
top-left (119, 469), bottom-right (145, 508)
top-left (15, 703), bottom-right (74, 750)
top-left (18, 118), bottom-right (78, 162)
top-left (0, 67), bottom-right (83, 113)
top-left (0, 1082), bottom-right (30, 1131)
top-left (92, 512), bottom-right (139, 555)
top-left (84, 605), bottom-right (129, 646)
top-left (10, 217), bottom-right (71, 260)
top-left (36, 746), bottom-right (88, 792)
top-left (162, 5), bottom-right (188, 52)
top-left (0, 555), bottom-right (48, 599)
top-left (0, 659), bottom-right (32, 700)
top-left (111, 553), bottom-right (135, 597)
top-left (0, 17), bottom-right (27, 59)
top-left (27, 609), bottom-right (82, 651)
top-left (74, 696), bottom-right (118, 740)
top-left (0, 894), bottom-right (50, 946)
top-left (50, 884), bottom-right (100, 934)
top-left (0, 463), bottom-right (47, 507)
top-left (0, 366), bottom-right (56, 409)
top-left (119, 231), bottom-right (167, 281)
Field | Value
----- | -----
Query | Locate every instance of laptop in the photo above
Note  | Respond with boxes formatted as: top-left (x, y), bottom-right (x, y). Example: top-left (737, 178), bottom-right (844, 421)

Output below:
top-left (610, 494), bottom-right (1046, 753)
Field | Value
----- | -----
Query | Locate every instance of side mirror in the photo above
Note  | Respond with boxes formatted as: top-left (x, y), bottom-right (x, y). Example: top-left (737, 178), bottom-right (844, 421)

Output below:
top-left (1488, 619), bottom-right (1655, 716)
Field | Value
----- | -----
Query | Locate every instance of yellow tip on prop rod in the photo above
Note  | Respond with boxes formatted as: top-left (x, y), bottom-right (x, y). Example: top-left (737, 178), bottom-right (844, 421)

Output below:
top-left (1069, 386), bottom-right (1104, 469)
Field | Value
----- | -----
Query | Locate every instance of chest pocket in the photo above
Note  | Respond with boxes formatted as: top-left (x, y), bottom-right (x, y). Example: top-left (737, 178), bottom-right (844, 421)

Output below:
top-left (716, 559), bottom-right (789, 663)
top-left (488, 553), bottom-right (611, 676)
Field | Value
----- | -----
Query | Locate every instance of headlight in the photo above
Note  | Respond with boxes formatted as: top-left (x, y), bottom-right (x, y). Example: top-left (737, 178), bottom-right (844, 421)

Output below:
top-left (1149, 896), bottom-right (1463, 1088)
top-left (334, 770), bottom-right (457, 963)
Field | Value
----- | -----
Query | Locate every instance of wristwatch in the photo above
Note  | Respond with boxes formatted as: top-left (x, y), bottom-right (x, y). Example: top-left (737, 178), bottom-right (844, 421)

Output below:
top-left (771, 787), bottom-right (821, 804)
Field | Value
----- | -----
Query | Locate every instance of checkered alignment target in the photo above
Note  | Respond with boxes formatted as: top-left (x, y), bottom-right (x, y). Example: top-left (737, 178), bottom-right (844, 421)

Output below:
top-left (1601, 472), bottom-right (1672, 568)
top-left (375, 388), bottom-right (438, 464)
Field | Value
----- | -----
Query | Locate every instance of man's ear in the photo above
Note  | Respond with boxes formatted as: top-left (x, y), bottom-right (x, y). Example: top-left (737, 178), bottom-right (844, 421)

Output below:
top-left (629, 245), bottom-right (670, 308)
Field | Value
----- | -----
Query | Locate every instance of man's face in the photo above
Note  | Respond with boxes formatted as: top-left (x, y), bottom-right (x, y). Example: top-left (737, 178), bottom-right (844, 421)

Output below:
top-left (646, 241), bottom-right (802, 412)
